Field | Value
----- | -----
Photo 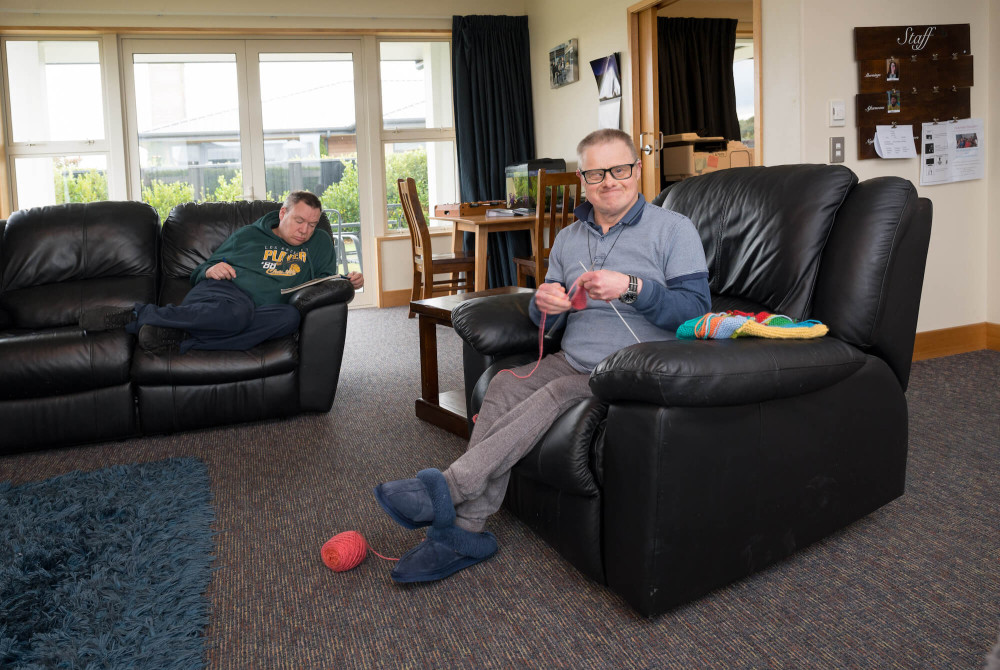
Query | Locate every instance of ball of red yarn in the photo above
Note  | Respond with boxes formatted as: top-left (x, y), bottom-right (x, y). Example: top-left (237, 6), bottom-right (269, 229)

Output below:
top-left (321, 531), bottom-right (368, 572)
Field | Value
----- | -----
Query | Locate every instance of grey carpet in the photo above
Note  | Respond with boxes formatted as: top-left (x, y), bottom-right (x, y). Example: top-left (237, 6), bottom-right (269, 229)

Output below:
top-left (1, 306), bottom-right (997, 669)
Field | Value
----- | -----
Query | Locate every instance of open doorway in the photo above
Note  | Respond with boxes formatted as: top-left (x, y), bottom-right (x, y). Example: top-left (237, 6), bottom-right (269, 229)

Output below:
top-left (628, 0), bottom-right (761, 199)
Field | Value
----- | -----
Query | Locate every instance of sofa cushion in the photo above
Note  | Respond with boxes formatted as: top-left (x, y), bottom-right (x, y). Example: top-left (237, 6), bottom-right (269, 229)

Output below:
top-left (1, 201), bottom-right (159, 328)
top-left (663, 164), bottom-right (857, 320)
top-left (0, 328), bottom-right (133, 400)
top-left (130, 334), bottom-right (298, 385)
top-left (2, 277), bottom-right (154, 330)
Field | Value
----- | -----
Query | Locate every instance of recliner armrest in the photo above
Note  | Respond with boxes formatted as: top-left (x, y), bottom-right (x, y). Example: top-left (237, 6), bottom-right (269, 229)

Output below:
top-left (452, 291), bottom-right (563, 356)
top-left (590, 338), bottom-right (867, 407)
top-left (295, 282), bottom-right (352, 412)
top-left (287, 278), bottom-right (354, 314)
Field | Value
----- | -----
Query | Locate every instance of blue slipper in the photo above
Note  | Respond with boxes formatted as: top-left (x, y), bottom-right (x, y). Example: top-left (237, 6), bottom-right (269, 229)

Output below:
top-left (373, 468), bottom-right (455, 529)
top-left (391, 525), bottom-right (498, 583)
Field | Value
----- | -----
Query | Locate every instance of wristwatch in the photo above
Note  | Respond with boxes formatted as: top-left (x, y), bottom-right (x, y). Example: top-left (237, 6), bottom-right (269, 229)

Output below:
top-left (619, 274), bottom-right (639, 304)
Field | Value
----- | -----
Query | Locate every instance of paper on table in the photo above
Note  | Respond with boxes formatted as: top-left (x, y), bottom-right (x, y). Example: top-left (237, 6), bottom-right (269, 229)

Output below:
top-left (874, 125), bottom-right (916, 159)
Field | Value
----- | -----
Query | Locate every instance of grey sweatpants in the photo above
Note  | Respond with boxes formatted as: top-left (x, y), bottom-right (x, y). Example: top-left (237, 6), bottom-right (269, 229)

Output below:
top-left (442, 352), bottom-right (593, 533)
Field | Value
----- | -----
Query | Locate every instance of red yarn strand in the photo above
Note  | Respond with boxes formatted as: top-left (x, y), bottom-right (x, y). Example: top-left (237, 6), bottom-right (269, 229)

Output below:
top-left (498, 277), bottom-right (585, 381)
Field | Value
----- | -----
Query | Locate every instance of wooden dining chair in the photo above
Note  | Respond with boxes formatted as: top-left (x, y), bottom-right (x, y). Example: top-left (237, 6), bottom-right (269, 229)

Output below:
top-left (397, 177), bottom-right (476, 317)
top-left (513, 170), bottom-right (583, 288)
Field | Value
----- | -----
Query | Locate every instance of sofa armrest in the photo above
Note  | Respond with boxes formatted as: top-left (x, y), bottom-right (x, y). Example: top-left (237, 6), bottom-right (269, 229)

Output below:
top-left (452, 291), bottom-right (563, 357)
top-left (590, 337), bottom-right (867, 407)
top-left (296, 283), bottom-right (352, 412)
top-left (287, 278), bottom-right (355, 314)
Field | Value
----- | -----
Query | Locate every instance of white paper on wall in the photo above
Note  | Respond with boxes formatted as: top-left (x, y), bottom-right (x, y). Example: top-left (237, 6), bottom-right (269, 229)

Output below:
top-left (920, 118), bottom-right (984, 186)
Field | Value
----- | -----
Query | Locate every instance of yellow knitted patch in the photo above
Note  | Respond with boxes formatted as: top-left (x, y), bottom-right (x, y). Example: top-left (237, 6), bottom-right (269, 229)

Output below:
top-left (735, 320), bottom-right (828, 339)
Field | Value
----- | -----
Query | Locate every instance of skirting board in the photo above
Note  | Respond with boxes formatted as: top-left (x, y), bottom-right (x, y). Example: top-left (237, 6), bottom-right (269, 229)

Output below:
top-left (912, 322), bottom-right (1000, 361)
top-left (380, 288), bottom-right (412, 308)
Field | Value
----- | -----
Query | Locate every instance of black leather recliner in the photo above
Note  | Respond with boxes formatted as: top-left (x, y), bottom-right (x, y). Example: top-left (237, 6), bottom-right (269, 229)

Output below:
top-left (0, 199), bottom-right (354, 453)
top-left (451, 164), bottom-right (932, 616)
top-left (131, 200), bottom-right (353, 434)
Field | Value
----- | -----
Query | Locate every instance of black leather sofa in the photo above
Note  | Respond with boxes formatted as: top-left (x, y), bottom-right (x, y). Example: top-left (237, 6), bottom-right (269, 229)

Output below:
top-left (0, 200), bottom-right (354, 454)
top-left (451, 164), bottom-right (932, 616)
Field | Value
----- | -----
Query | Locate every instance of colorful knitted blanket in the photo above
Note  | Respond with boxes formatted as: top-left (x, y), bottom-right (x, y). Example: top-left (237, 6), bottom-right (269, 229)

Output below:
top-left (677, 311), bottom-right (828, 340)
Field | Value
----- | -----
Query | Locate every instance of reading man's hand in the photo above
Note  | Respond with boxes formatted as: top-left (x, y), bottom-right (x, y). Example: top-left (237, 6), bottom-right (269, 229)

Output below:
top-left (206, 262), bottom-right (236, 280)
top-left (535, 281), bottom-right (572, 315)
top-left (346, 272), bottom-right (364, 289)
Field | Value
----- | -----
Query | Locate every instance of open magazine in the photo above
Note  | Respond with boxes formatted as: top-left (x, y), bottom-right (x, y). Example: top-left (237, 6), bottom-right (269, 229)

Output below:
top-left (280, 274), bottom-right (346, 295)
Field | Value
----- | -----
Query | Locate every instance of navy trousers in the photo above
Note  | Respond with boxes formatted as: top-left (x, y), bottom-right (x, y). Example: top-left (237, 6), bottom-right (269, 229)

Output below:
top-left (128, 280), bottom-right (300, 352)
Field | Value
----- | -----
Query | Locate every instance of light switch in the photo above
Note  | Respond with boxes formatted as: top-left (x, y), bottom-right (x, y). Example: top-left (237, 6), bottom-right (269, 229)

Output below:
top-left (830, 137), bottom-right (845, 163)
top-left (829, 99), bottom-right (846, 127)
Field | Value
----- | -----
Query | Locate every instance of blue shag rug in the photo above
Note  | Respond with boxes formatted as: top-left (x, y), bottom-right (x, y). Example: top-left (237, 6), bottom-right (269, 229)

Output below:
top-left (0, 458), bottom-right (215, 669)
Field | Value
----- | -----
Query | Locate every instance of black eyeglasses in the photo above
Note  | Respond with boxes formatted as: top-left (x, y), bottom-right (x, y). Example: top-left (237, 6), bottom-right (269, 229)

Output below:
top-left (579, 161), bottom-right (639, 184)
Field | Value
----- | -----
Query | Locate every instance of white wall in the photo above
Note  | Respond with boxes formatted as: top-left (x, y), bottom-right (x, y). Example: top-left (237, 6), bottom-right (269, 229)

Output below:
top-left (528, 0), bottom-right (634, 170)
top-left (527, 0), bottom-right (996, 334)
top-left (793, 0), bottom-right (992, 332)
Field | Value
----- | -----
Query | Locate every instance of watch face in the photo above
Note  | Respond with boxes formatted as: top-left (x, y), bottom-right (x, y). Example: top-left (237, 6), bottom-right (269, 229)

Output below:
top-left (620, 291), bottom-right (638, 304)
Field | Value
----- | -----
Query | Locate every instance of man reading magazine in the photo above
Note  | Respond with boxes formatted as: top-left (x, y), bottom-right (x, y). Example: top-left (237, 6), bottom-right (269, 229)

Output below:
top-left (80, 190), bottom-right (364, 353)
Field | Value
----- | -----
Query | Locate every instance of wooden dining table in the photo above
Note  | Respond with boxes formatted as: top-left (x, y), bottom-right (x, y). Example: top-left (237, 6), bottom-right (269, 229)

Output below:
top-left (427, 211), bottom-right (539, 293)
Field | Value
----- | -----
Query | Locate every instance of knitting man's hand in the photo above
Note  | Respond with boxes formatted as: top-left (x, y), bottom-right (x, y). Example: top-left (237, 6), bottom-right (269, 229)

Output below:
top-left (535, 282), bottom-right (572, 315)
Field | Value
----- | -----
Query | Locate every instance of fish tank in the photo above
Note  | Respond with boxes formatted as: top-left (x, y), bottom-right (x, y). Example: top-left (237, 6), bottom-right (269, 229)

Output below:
top-left (504, 158), bottom-right (567, 209)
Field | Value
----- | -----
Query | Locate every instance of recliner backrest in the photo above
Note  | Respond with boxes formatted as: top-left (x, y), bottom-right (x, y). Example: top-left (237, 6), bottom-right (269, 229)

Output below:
top-left (662, 164), bottom-right (857, 320)
top-left (0, 201), bottom-right (159, 329)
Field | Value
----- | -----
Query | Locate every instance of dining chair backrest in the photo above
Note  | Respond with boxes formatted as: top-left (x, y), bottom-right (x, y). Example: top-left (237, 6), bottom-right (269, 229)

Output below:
top-left (398, 177), bottom-right (432, 261)
top-left (534, 170), bottom-right (583, 265)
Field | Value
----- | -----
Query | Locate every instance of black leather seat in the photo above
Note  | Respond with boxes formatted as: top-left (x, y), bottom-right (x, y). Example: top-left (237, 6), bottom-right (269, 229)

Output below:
top-left (451, 164), bottom-right (933, 616)
top-left (131, 200), bottom-right (353, 434)
top-left (0, 202), bottom-right (158, 450)
top-left (0, 199), bottom-right (354, 453)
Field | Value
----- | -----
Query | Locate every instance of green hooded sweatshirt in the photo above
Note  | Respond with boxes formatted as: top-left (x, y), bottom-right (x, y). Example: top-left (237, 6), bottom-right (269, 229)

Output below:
top-left (191, 210), bottom-right (337, 306)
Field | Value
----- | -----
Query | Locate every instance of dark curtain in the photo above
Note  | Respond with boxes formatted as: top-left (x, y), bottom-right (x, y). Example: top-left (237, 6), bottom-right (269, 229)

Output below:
top-left (657, 17), bottom-right (741, 141)
top-left (452, 15), bottom-right (535, 288)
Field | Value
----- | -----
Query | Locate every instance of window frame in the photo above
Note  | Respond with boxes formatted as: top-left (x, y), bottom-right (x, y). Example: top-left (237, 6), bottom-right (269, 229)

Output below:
top-left (375, 37), bottom-right (458, 234)
top-left (0, 34), bottom-right (127, 211)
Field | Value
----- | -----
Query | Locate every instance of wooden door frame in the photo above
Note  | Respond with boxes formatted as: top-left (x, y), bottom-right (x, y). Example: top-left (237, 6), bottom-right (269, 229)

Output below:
top-left (627, 0), bottom-right (762, 200)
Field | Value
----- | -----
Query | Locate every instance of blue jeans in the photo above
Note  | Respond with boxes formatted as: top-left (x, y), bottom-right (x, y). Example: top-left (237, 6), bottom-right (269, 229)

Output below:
top-left (128, 280), bottom-right (300, 352)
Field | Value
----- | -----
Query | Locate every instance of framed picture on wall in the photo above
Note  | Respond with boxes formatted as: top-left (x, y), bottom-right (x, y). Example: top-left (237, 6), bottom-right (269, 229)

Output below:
top-left (549, 38), bottom-right (579, 88)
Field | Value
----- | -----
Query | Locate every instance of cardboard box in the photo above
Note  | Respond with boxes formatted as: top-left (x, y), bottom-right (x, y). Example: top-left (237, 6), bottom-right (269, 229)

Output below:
top-left (661, 134), bottom-right (752, 180)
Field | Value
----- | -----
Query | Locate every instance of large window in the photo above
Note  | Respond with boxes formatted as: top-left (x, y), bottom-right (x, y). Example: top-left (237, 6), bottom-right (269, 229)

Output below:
top-left (130, 51), bottom-right (243, 221)
top-left (1, 39), bottom-right (117, 208)
top-left (122, 39), bottom-right (371, 291)
top-left (1, 34), bottom-right (458, 306)
top-left (378, 41), bottom-right (457, 230)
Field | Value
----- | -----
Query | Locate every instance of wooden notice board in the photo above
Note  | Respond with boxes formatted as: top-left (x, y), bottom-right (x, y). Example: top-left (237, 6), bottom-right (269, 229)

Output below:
top-left (853, 24), bottom-right (973, 160)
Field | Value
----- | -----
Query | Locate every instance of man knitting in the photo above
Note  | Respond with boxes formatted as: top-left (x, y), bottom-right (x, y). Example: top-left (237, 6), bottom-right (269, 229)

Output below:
top-left (373, 128), bottom-right (711, 583)
top-left (81, 190), bottom-right (364, 352)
